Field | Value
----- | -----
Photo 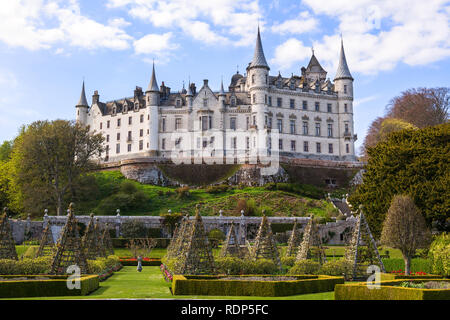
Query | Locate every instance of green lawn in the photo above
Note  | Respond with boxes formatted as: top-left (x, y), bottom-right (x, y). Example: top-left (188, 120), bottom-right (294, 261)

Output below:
top-left (9, 266), bottom-right (334, 300)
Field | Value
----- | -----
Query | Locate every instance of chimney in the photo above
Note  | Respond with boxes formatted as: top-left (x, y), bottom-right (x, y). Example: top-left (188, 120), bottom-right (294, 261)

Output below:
top-left (203, 79), bottom-right (209, 87)
top-left (92, 90), bottom-right (99, 105)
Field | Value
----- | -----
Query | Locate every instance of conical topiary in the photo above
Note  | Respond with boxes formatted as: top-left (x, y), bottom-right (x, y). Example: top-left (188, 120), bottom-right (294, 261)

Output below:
top-left (251, 215), bottom-right (281, 269)
top-left (295, 215), bottom-right (327, 264)
top-left (94, 218), bottom-right (107, 258)
top-left (219, 221), bottom-right (241, 258)
top-left (0, 208), bottom-right (18, 260)
top-left (36, 224), bottom-right (55, 257)
top-left (285, 219), bottom-right (302, 256)
top-left (50, 203), bottom-right (89, 274)
top-left (166, 215), bottom-right (191, 261)
top-left (100, 223), bottom-right (114, 256)
top-left (174, 205), bottom-right (215, 275)
top-left (345, 206), bottom-right (385, 279)
top-left (81, 214), bottom-right (101, 260)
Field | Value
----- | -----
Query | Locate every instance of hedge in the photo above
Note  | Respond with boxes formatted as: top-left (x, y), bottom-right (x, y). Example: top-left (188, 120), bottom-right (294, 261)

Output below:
top-left (119, 258), bottom-right (162, 266)
top-left (0, 275), bottom-right (99, 298)
top-left (0, 257), bottom-right (51, 275)
top-left (382, 258), bottom-right (432, 274)
top-left (335, 279), bottom-right (450, 300)
top-left (172, 274), bottom-right (344, 297)
top-left (380, 273), bottom-right (443, 281)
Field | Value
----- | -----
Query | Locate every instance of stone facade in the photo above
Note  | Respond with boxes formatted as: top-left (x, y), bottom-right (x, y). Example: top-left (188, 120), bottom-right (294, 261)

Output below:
top-left (75, 29), bottom-right (358, 187)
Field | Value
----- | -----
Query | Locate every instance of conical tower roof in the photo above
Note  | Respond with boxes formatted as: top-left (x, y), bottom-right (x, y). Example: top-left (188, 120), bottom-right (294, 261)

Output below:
top-left (219, 78), bottom-right (225, 95)
top-left (77, 81), bottom-right (88, 106)
top-left (334, 39), bottom-right (353, 81)
top-left (147, 62), bottom-right (159, 92)
top-left (306, 51), bottom-right (326, 73)
top-left (249, 27), bottom-right (269, 69)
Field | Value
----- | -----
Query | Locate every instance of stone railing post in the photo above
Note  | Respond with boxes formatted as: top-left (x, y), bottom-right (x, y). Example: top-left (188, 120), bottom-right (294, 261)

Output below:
top-left (115, 209), bottom-right (121, 238)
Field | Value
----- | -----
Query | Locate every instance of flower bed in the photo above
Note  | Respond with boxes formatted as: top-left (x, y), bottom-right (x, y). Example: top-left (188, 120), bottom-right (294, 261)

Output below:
top-left (160, 264), bottom-right (173, 282)
top-left (335, 279), bottom-right (450, 300)
top-left (0, 274), bottom-right (99, 298)
top-left (98, 264), bottom-right (123, 282)
top-left (171, 274), bottom-right (344, 297)
top-left (119, 257), bottom-right (161, 266)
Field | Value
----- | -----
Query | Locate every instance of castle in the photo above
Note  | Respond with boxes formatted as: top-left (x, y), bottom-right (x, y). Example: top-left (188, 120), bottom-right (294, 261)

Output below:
top-left (75, 28), bottom-right (360, 187)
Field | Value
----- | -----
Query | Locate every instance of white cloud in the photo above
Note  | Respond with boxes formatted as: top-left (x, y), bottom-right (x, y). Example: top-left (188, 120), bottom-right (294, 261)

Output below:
top-left (271, 11), bottom-right (318, 35)
top-left (0, 0), bottom-right (132, 51)
top-left (353, 95), bottom-right (377, 107)
top-left (134, 32), bottom-right (178, 54)
top-left (296, 0), bottom-right (450, 74)
top-left (107, 0), bottom-right (262, 47)
top-left (270, 38), bottom-right (311, 71)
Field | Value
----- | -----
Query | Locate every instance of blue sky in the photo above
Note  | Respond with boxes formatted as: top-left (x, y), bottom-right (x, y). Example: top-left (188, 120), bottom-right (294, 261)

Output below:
top-left (0, 0), bottom-right (449, 154)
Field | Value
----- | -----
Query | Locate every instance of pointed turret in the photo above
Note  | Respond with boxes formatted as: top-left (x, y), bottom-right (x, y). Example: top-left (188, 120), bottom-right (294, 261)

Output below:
top-left (147, 62), bottom-right (159, 92)
top-left (219, 78), bottom-right (225, 96)
top-left (77, 81), bottom-right (88, 107)
top-left (249, 27), bottom-right (269, 70)
top-left (334, 39), bottom-right (353, 81)
top-left (305, 49), bottom-right (327, 81)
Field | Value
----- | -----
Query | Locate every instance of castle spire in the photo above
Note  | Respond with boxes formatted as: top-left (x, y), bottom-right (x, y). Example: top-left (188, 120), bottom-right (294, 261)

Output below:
top-left (334, 38), bottom-right (353, 81)
top-left (219, 77), bottom-right (225, 95)
top-left (249, 26), bottom-right (269, 69)
top-left (77, 81), bottom-right (88, 106)
top-left (147, 61), bottom-right (159, 92)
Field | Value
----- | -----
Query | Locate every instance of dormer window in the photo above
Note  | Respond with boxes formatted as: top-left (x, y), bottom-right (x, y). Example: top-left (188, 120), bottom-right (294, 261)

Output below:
top-left (203, 98), bottom-right (208, 107)
top-left (230, 97), bottom-right (236, 107)
top-left (290, 81), bottom-right (295, 90)
top-left (176, 99), bottom-right (181, 107)
top-left (134, 102), bottom-right (139, 111)
top-left (123, 105), bottom-right (128, 113)
top-left (277, 79), bottom-right (282, 88)
top-left (112, 107), bottom-right (116, 115)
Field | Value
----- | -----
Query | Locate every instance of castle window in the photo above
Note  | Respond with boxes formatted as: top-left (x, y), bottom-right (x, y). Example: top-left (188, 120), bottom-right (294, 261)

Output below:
top-left (246, 137), bottom-right (250, 149)
top-left (291, 140), bottom-right (296, 152)
top-left (344, 85), bottom-right (347, 94)
top-left (140, 129), bottom-right (143, 137)
top-left (303, 141), bottom-right (309, 152)
top-left (302, 100), bottom-right (307, 110)
top-left (277, 97), bottom-right (282, 107)
top-left (203, 98), bottom-right (208, 107)
top-left (116, 144), bottom-right (120, 154)
top-left (230, 117), bottom-right (236, 130)
top-left (265, 74), bottom-right (268, 84)
top-left (100, 122), bottom-right (102, 130)
top-left (112, 107), bottom-right (116, 115)
top-left (231, 137), bottom-right (237, 149)
top-left (135, 102), bottom-right (139, 111)
top-left (268, 96), bottom-right (272, 106)
top-left (161, 118), bottom-right (166, 132)
top-left (316, 142), bottom-right (321, 153)
top-left (315, 102), bottom-right (320, 111)
top-left (277, 79), bottom-right (282, 88)
top-left (279, 139), bottom-right (283, 150)
top-left (268, 117), bottom-right (273, 129)
top-left (290, 120), bottom-right (296, 134)
top-left (303, 121), bottom-right (308, 135)
top-left (117, 118), bottom-right (121, 127)
top-left (231, 97), bottom-right (236, 107)
top-left (175, 118), bottom-right (182, 130)
top-left (328, 143), bottom-right (333, 154)
top-left (246, 117), bottom-right (249, 130)
top-left (117, 133), bottom-right (120, 141)
top-left (140, 114), bottom-right (144, 123)
top-left (328, 123), bottom-right (333, 137)
top-left (252, 94), bottom-right (256, 104)
top-left (139, 140), bottom-right (143, 150)
top-left (127, 131), bottom-right (132, 141)
top-left (252, 74), bottom-right (255, 84)
top-left (290, 99), bottom-right (295, 109)
top-left (128, 116), bottom-right (132, 125)
top-left (327, 104), bottom-right (332, 113)
top-left (127, 144), bottom-right (132, 152)
top-left (176, 99), bottom-right (181, 107)
top-left (253, 116), bottom-right (256, 126)
top-left (344, 104), bottom-right (348, 113)
top-left (201, 116), bottom-right (208, 131)
top-left (106, 135), bottom-right (109, 142)
top-left (290, 81), bottom-right (295, 90)
top-left (265, 95), bottom-right (267, 104)
top-left (107, 120), bottom-right (110, 128)
top-left (161, 138), bottom-right (166, 150)
top-left (345, 123), bottom-right (349, 133)
top-left (346, 143), bottom-right (350, 153)
top-left (315, 123), bottom-right (321, 136)
top-left (277, 119), bottom-right (283, 133)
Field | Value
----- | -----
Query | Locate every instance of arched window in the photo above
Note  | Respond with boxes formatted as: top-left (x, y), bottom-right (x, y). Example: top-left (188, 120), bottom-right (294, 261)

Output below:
top-left (252, 74), bottom-right (255, 84)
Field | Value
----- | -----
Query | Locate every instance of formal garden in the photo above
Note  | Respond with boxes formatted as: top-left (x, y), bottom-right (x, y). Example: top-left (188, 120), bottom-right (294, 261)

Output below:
top-left (0, 198), bottom-right (448, 300)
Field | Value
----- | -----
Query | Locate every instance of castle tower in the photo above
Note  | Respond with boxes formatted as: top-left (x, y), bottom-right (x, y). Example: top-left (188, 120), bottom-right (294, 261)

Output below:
top-left (146, 62), bottom-right (160, 156)
top-left (334, 39), bottom-right (356, 160)
top-left (247, 27), bottom-right (270, 161)
top-left (75, 81), bottom-right (89, 125)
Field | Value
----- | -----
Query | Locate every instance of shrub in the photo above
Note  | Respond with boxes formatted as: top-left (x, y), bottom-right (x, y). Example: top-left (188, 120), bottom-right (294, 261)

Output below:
top-left (382, 258), bottom-right (433, 274)
top-left (281, 256), bottom-right (296, 267)
top-left (120, 220), bottom-right (148, 238)
top-left (22, 246), bottom-right (39, 259)
top-left (428, 233), bottom-right (449, 276)
top-left (235, 199), bottom-right (247, 214)
top-left (320, 259), bottom-right (353, 278)
top-left (253, 259), bottom-right (279, 274)
top-left (288, 260), bottom-right (321, 275)
top-left (206, 184), bottom-right (229, 194)
top-left (0, 257), bottom-right (52, 275)
top-left (246, 199), bottom-right (257, 216)
top-left (119, 180), bottom-right (138, 194)
top-left (208, 229), bottom-right (226, 242)
top-left (175, 186), bottom-right (190, 199)
top-left (215, 257), bottom-right (243, 275)
top-left (87, 255), bottom-right (121, 274)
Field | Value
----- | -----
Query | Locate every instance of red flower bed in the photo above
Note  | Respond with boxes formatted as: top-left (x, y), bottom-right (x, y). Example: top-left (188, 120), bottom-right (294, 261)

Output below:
top-left (390, 269), bottom-right (428, 276)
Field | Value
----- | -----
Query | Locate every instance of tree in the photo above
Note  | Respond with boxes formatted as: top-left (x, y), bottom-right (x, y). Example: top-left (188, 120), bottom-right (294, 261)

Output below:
top-left (349, 123), bottom-right (449, 237)
top-left (381, 195), bottom-right (431, 275)
top-left (9, 120), bottom-right (104, 216)
top-left (0, 141), bottom-right (12, 161)
top-left (361, 87), bottom-right (449, 156)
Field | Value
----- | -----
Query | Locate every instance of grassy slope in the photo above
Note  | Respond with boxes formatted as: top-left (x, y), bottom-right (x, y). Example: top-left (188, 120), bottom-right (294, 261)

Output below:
top-left (75, 170), bottom-right (335, 217)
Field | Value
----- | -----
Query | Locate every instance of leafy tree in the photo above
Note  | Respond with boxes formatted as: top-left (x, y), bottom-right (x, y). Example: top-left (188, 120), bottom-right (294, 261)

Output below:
top-left (9, 120), bottom-right (104, 216)
top-left (381, 195), bottom-right (431, 275)
top-left (0, 141), bottom-right (12, 161)
top-left (349, 123), bottom-right (449, 237)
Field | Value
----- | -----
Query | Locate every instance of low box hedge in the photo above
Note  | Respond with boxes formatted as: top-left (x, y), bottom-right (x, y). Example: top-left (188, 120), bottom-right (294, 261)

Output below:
top-left (119, 258), bottom-right (161, 266)
top-left (335, 279), bottom-right (450, 300)
top-left (172, 274), bottom-right (344, 297)
top-left (380, 273), bottom-right (443, 281)
top-left (0, 274), bottom-right (99, 298)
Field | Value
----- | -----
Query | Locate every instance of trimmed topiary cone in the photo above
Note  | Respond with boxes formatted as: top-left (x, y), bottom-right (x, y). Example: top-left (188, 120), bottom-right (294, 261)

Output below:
top-left (100, 223), bottom-right (114, 256)
top-left (251, 215), bottom-right (282, 269)
top-left (219, 221), bottom-right (241, 258)
top-left (0, 208), bottom-right (18, 260)
top-left (81, 214), bottom-right (101, 260)
top-left (295, 215), bottom-right (327, 264)
top-left (285, 219), bottom-right (301, 257)
top-left (50, 203), bottom-right (89, 274)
